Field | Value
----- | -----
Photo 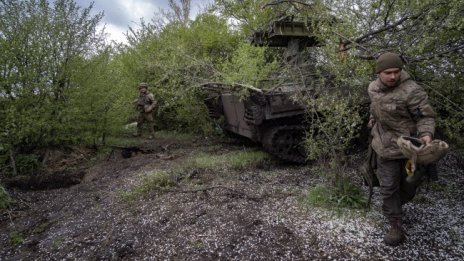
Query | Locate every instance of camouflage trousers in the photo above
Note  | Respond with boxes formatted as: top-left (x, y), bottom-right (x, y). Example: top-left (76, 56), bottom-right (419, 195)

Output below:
top-left (376, 157), bottom-right (418, 218)
top-left (137, 112), bottom-right (155, 137)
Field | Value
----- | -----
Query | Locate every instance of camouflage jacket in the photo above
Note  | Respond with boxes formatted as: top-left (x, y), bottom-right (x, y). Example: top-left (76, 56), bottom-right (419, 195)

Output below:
top-left (368, 71), bottom-right (436, 159)
top-left (136, 92), bottom-right (156, 113)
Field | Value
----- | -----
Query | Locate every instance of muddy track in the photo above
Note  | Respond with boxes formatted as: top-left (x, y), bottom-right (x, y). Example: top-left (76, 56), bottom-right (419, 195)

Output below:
top-left (0, 137), bottom-right (463, 260)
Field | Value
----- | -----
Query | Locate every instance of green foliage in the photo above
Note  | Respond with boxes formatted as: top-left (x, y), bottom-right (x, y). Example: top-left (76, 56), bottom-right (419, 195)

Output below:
top-left (0, 0), bottom-right (106, 151)
top-left (14, 154), bottom-right (40, 176)
top-left (413, 194), bottom-right (432, 204)
top-left (185, 149), bottom-right (270, 171)
top-left (1, 0), bottom-right (462, 182)
top-left (0, 186), bottom-right (13, 210)
top-left (32, 222), bottom-right (49, 234)
top-left (213, 0), bottom-right (276, 35)
top-left (142, 171), bottom-right (176, 191)
top-left (120, 148), bottom-right (269, 200)
top-left (303, 157), bottom-right (368, 210)
top-left (69, 49), bottom-right (134, 144)
top-left (0, 150), bottom-right (40, 177)
top-left (305, 181), bottom-right (367, 210)
top-left (304, 93), bottom-right (364, 160)
top-left (120, 170), bottom-right (176, 201)
top-left (155, 130), bottom-right (196, 141)
top-left (220, 43), bottom-right (278, 88)
top-left (9, 231), bottom-right (24, 246)
top-left (189, 239), bottom-right (205, 249)
top-left (308, 0), bottom-right (464, 147)
top-left (117, 14), bottom-right (241, 135)
top-left (428, 182), bottom-right (447, 192)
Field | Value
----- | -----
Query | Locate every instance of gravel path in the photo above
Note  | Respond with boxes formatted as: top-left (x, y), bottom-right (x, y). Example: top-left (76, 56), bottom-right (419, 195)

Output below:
top-left (0, 141), bottom-right (462, 260)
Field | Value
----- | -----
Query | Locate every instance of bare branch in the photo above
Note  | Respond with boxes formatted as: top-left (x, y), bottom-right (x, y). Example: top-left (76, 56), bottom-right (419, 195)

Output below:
top-left (262, 0), bottom-right (314, 9)
top-left (168, 0), bottom-right (191, 24)
top-left (409, 44), bottom-right (464, 63)
top-left (344, 1), bottom-right (447, 47)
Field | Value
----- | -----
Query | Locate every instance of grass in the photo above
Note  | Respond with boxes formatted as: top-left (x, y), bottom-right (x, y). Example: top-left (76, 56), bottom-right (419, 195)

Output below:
top-left (427, 182), bottom-right (447, 192)
top-left (303, 181), bottom-right (368, 211)
top-left (412, 194), bottom-right (431, 204)
top-left (120, 148), bottom-right (270, 201)
top-left (32, 222), bottom-right (49, 234)
top-left (9, 231), bottom-right (24, 246)
top-left (104, 136), bottom-right (142, 147)
top-left (0, 186), bottom-right (13, 210)
top-left (184, 149), bottom-right (270, 171)
top-left (190, 239), bottom-right (205, 249)
top-left (118, 123), bottom-right (199, 140)
top-left (103, 130), bottom-right (197, 154)
top-left (155, 130), bottom-right (197, 141)
top-left (120, 170), bottom-right (176, 201)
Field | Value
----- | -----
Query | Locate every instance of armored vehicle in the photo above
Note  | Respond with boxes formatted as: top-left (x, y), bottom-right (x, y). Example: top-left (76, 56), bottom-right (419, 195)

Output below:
top-left (201, 18), bottom-right (320, 163)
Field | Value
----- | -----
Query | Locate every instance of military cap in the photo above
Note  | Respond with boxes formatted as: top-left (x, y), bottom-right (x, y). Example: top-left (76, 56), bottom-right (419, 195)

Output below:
top-left (376, 52), bottom-right (404, 73)
top-left (138, 82), bottom-right (148, 89)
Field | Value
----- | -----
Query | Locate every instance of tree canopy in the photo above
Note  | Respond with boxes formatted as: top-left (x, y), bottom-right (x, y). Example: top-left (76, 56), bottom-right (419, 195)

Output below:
top-left (0, 0), bottom-right (462, 178)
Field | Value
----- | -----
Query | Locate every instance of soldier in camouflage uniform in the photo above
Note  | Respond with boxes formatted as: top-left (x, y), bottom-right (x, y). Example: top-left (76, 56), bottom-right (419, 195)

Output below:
top-left (135, 82), bottom-right (156, 139)
top-left (367, 52), bottom-right (436, 246)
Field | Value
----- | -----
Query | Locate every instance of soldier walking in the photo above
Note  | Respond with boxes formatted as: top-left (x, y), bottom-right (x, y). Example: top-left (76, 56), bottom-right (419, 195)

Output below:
top-left (134, 82), bottom-right (156, 139)
top-left (367, 52), bottom-right (436, 246)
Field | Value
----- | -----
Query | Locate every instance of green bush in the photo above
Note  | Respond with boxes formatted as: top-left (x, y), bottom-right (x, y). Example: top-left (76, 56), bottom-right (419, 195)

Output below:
top-left (0, 186), bottom-right (13, 210)
top-left (9, 231), bottom-right (24, 246)
top-left (120, 170), bottom-right (176, 201)
top-left (305, 179), bottom-right (367, 210)
top-left (0, 151), bottom-right (40, 177)
top-left (15, 154), bottom-right (40, 176)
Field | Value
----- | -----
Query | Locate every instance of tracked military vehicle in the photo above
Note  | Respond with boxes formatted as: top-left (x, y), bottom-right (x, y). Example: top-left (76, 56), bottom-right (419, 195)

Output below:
top-left (201, 18), bottom-right (321, 163)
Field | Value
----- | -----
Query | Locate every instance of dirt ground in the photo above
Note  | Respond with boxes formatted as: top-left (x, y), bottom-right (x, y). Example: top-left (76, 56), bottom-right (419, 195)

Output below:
top-left (0, 136), bottom-right (463, 260)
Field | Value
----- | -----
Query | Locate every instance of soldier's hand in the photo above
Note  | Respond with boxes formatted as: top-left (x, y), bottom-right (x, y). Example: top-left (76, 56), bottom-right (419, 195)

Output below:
top-left (367, 118), bottom-right (376, 129)
top-left (144, 106), bottom-right (152, 113)
top-left (420, 135), bottom-right (432, 144)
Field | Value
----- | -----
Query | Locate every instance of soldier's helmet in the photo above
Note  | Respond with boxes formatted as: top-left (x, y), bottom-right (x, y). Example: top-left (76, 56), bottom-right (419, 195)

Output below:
top-left (138, 82), bottom-right (148, 89)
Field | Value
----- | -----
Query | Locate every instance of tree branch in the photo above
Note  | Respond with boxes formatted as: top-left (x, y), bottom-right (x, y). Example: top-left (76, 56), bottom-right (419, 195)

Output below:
top-left (262, 0), bottom-right (314, 9)
top-left (408, 44), bottom-right (464, 63)
top-left (344, 1), bottom-right (447, 47)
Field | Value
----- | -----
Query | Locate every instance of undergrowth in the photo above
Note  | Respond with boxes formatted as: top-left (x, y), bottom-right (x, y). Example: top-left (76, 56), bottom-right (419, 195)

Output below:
top-left (184, 150), bottom-right (269, 171)
top-left (304, 181), bottom-right (367, 211)
top-left (120, 170), bottom-right (175, 201)
top-left (120, 148), bottom-right (270, 201)
top-left (0, 185), bottom-right (13, 210)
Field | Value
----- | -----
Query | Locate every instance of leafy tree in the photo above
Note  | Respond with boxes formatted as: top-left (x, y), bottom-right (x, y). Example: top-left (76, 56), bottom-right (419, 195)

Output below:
top-left (213, 0), bottom-right (276, 35)
top-left (118, 11), bottom-right (241, 134)
top-left (164, 0), bottom-right (192, 25)
top-left (68, 48), bottom-right (134, 145)
top-left (0, 0), bottom-right (106, 175)
top-left (210, 0), bottom-right (463, 207)
top-left (220, 43), bottom-right (278, 87)
top-left (314, 0), bottom-right (464, 145)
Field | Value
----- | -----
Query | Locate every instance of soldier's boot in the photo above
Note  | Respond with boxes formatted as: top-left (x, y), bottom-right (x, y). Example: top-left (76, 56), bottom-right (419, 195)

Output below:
top-left (148, 131), bottom-right (155, 139)
top-left (148, 126), bottom-right (155, 140)
top-left (384, 218), bottom-right (405, 246)
top-left (134, 124), bottom-right (143, 137)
